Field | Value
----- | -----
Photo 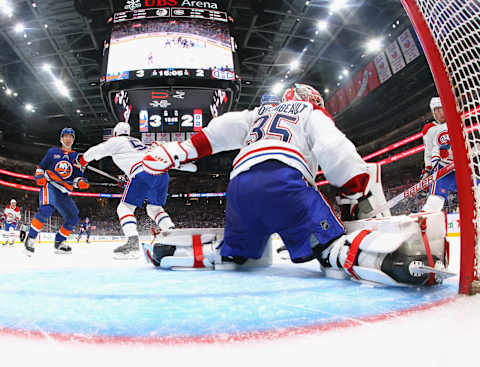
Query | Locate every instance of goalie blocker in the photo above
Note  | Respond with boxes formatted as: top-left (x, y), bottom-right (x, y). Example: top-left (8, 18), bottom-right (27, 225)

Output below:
top-left (143, 208), bottom-right (453, 286)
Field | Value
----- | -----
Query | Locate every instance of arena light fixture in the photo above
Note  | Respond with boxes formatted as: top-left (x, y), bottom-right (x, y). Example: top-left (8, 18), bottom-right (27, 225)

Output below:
top-left (14, 23), bottom-right (24, 33)
top-left (324, 88), bottom-right (330, 94)
top-left (42, 63), bottom-right (51, 72)
top-left (330, 0), bottom-right (347, 12)
top-left (272, 82), bottom-right (284, 95)
top-left (1, 1), bottom-right (13, 17)
top-left (342, 68), bottom-right (349, 76)
top-left (24, 103), bottom-right (33, 111)
top-left (5, 88), bottom-right (12, 95)
top-left (366, 38), bottom-right (383, 53)
top-left (317, 20), bottom-right (328, 31)
top-left (290, 59), bottom-right (300, 70)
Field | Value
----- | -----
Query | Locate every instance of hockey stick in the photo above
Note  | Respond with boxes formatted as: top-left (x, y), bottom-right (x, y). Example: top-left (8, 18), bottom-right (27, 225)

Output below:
top-left (86, 165), bottom-right (120, 183)
top-left (87, 181), bottom-right (119, 187)
top-left (366, 162), bottom-right (455, 218)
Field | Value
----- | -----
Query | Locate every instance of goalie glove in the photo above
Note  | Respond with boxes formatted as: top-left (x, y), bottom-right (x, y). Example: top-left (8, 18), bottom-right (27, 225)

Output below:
top-left (142, 141), bottom-right (197, 175)
top-left (336, 172), bottom-right (372, 221)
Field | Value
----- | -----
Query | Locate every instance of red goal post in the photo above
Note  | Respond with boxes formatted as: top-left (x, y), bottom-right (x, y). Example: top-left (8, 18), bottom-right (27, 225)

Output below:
top-left (401, 0), bottom-right (480, 294)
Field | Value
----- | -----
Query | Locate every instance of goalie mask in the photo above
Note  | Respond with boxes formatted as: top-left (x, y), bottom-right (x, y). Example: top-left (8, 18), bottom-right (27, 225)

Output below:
top-left (282, 83), bottom-right (325, 109)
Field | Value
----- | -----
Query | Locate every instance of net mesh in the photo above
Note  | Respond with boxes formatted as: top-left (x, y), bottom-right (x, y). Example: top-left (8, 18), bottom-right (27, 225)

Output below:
top-left (413, 0), bottom-right (480, 285)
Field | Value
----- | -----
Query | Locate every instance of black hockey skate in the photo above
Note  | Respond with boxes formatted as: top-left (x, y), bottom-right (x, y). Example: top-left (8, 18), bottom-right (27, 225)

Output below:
top-left (114, 236), bottom-right (140, 259)
top-left (54, 240), bottom-right (72, 254)
top-left (24, 236), bottom-right (35, 256)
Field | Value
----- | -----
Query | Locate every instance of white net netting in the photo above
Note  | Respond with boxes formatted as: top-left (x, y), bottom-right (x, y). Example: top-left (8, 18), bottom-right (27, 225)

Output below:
top-left (412, 0), bottom-right (480, 287)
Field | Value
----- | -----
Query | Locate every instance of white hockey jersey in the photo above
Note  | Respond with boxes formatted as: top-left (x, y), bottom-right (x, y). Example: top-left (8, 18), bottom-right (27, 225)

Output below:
top-left (200, 101), bottom-right (367, 187)
top-left (3, 205), bottom-right (20, 224)
top-left (83, 136), bottom-right (148, 178)
top-left (430, 122), bottom-right (453, 166)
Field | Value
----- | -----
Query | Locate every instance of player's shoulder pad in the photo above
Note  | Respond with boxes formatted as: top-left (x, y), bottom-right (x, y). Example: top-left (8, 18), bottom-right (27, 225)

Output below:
top-left (421, 121), bottom-right (436, 135)
top-left (311, 107), bottom-right (335, 125)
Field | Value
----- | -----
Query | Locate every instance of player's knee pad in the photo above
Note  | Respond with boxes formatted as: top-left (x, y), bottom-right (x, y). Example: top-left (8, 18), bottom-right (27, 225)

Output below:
top-left (64, 215), bottom-right (79, 229)
top-left (37, 205), bottom-right (55, 222)
top-left (146, 204), bottom-right (175, 232)
top-left (318, 212), bottom-right (451, 286)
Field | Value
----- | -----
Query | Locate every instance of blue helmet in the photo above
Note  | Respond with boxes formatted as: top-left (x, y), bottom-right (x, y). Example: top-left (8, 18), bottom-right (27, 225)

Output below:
top-left (260, 94), bottom-right (280, 106)
top-left (60, 127), bottom-right (75, 139)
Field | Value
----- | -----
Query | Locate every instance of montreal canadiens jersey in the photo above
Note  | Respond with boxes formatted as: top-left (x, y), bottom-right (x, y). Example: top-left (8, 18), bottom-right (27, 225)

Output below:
top-left (430, 122), bottom-right (453, 165)
top-left (83, 136), bottom-right (148, 178)
top-left (38, 148), bottom-right (83, 193)
top-left (201, 101), bottom-right (367, 187)
top-left (3, 205), bottom-right (20, 224)
top-left (422, 121), bottom-right (440, 169)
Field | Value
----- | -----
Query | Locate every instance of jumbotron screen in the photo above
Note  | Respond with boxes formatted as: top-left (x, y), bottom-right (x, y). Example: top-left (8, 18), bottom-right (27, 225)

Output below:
top-left (106, 16), bottom-right (235, 82)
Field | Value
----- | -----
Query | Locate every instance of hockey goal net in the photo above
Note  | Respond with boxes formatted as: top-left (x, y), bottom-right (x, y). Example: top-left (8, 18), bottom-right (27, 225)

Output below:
top-left (402, 0), bottom-right (480, 294)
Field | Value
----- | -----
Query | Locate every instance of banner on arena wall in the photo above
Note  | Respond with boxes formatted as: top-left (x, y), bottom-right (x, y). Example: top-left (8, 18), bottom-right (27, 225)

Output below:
top-left (385, 40), bottom-right (406, 74)
top-left (172, 132), bottom-right (185, 142)
top-left (345, 79), bottom-right (357, 104)
top-left (365, 61), bottom-right (380, 92)
top-left (336, 88), bottom-right (347, 111)
top-left (353, 69), bottom-right (370, 100)
top-left (141, 132), bottom-right (155, 145)
top-left (398, 28), bottom-right (421, 64)
top-left (325, 95), bottom-right (339, 116)
top-left (374, 52), bottom-right (393, 84)
top-left (156, 133), bottom-right (170, 142)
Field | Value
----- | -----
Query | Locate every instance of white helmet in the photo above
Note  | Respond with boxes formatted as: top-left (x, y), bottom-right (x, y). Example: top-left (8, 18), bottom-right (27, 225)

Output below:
top-left (113, 122), bottom-right (130, 136)
top-left (10, 199), bottom-right (16, 205)
top-left (430, 97), bottom-right (442, 112)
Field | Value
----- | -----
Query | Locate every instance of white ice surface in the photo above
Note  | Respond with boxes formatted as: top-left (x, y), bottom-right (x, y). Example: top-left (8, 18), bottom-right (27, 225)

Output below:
top-left (0, 237), bottom-right (478, 367)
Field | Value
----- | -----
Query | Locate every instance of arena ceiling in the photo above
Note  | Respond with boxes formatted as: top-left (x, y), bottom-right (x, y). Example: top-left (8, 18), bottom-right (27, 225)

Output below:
top-left (0, 0), bottom-right (433, 159)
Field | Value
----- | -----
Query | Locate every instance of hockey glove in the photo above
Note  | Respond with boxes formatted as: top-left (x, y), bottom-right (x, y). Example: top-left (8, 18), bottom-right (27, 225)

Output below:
top-left (337, 172), bottom-right (371, 221)
top-left (143, 141), bottom-right (189, 175)
top-left (73, 177), bottom-right (90, 190)
top-left (75, 154), bottom-right (89, 172)
top-left (420, 165), bottom-right (432, 180)
top-left (34, 168), bottom-right (47, 186)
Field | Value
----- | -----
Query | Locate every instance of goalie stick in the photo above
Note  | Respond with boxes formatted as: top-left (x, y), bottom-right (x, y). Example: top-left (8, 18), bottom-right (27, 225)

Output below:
top-left (365, 162), bottom-right (455, 218)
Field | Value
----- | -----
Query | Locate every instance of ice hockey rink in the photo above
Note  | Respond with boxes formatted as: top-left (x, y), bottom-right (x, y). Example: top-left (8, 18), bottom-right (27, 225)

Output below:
top-left (0, 235), bottom-right (478, 367)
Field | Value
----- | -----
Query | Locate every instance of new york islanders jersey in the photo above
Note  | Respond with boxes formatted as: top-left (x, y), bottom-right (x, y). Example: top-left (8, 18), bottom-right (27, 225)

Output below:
top-left (37, 147), bottom-right (83, 193)
top-left (81, 220), bottom-right (91, 230)
top-left (83, 136), bottom-right (148, 178)
top-left (200, 101), bottom-right (367, 187)
top-left (3, 205), bottom-right (20, 224)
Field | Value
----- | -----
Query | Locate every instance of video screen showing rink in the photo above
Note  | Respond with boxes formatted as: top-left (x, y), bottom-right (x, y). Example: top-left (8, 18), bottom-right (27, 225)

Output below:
top-left (106, 18), bottom-right (234, 75)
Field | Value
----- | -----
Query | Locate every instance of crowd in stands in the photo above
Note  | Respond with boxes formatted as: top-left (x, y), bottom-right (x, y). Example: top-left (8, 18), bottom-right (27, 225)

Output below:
top-left (112, 18), bottom-right (230, 47)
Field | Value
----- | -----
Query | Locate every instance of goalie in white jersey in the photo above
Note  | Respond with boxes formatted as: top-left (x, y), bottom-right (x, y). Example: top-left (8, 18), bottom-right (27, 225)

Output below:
top-left (2, 199), bottom-right (21, 245)
top-left (141, 84), bottom-right (449, 286)
top-left (77, 122), bottom-right (174, 258)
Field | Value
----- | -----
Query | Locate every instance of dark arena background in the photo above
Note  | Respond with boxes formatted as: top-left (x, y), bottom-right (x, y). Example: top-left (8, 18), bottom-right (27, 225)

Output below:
top-left (0, 1), bottom-right (479, 365)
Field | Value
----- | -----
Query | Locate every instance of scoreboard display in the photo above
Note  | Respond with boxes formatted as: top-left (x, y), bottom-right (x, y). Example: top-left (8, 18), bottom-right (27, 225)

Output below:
top-left (101, 0), bottom-right (240, 135)
top-left (111, 87), bottom-right (230, 133)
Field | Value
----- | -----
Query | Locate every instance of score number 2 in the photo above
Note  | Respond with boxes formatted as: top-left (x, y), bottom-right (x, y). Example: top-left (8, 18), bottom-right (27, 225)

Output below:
top-left (247, 113), bottom-right (298, 145)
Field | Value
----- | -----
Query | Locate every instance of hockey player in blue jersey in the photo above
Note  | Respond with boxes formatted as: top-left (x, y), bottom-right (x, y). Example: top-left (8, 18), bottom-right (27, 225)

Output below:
top-left (24, 127), bottom-right (90, 255)
top-left (77, 217), bottom-right (92, 243)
